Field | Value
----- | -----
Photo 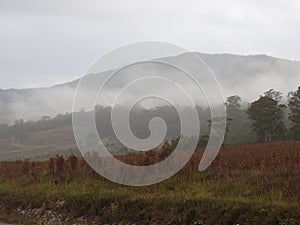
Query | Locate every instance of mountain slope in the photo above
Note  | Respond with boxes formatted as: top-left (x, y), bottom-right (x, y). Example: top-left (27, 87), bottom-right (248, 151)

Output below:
top-left (0, 53), bottom-right (300, 124)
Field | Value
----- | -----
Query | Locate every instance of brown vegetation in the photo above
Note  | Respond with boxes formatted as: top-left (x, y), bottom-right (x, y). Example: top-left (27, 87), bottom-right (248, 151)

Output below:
top-left (0, 141), bottom-right (299, 224)
top-left (1, 141), bottom-right (300, 184)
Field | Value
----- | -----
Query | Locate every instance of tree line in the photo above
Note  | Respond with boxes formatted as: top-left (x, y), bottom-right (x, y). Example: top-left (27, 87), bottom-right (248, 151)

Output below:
top-left (0, 86), bottom-right (299, 144)
top-left (247, 87), bottom-right (299, 142)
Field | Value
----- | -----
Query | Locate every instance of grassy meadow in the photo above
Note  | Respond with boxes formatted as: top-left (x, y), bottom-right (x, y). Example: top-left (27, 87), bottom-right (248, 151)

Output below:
top-left (0, 141), bottom-right (300, 225)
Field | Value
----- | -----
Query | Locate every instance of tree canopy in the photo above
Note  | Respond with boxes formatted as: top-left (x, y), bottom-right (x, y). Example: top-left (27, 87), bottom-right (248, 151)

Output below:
top-left (246, 90), bottom-right (286, 142)
top-left (288, 86), bottom-right (300, 140)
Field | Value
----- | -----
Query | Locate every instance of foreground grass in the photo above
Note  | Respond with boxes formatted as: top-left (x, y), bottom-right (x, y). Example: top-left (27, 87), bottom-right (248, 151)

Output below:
top-left (0, 169), bottom-right (299, 225)
top-left (0, 142), bottom-right (300, 224)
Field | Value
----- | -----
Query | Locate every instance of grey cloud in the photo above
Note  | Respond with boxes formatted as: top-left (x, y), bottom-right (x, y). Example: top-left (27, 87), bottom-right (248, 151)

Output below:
top-left (1, 0), bottom-right (300, 89)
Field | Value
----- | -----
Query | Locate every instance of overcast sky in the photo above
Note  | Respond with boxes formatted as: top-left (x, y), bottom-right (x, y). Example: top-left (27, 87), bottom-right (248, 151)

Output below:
top-left (1, 0), bottom-right (300, 89)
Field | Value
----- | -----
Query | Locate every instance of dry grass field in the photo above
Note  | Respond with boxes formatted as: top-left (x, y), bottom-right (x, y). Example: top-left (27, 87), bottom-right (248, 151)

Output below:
top-left (0, 141), bottom-right (299, 224)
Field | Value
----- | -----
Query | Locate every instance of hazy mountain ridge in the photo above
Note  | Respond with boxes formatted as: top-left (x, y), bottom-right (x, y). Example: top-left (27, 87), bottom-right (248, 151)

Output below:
top-left (1, 53), bottom-right (300, 124)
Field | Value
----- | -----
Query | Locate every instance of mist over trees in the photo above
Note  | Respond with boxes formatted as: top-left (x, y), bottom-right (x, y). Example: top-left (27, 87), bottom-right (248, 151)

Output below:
top-left (0, 87), bottom-right (299, 147)
top-left (225, 95), bottom-right (253, 142)
top-left (288, 86), bottom-right (300, 140)
top-left (0, 113), bottom-right (72, 143)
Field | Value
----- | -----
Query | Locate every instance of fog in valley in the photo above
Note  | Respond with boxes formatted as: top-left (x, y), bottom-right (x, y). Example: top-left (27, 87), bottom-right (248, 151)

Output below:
top-left (0, 53), bottom-right (299, 125)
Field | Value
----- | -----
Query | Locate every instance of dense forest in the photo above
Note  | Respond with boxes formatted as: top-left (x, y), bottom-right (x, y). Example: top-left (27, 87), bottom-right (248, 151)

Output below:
top-left (0, 87), bottom-right (299, 147)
